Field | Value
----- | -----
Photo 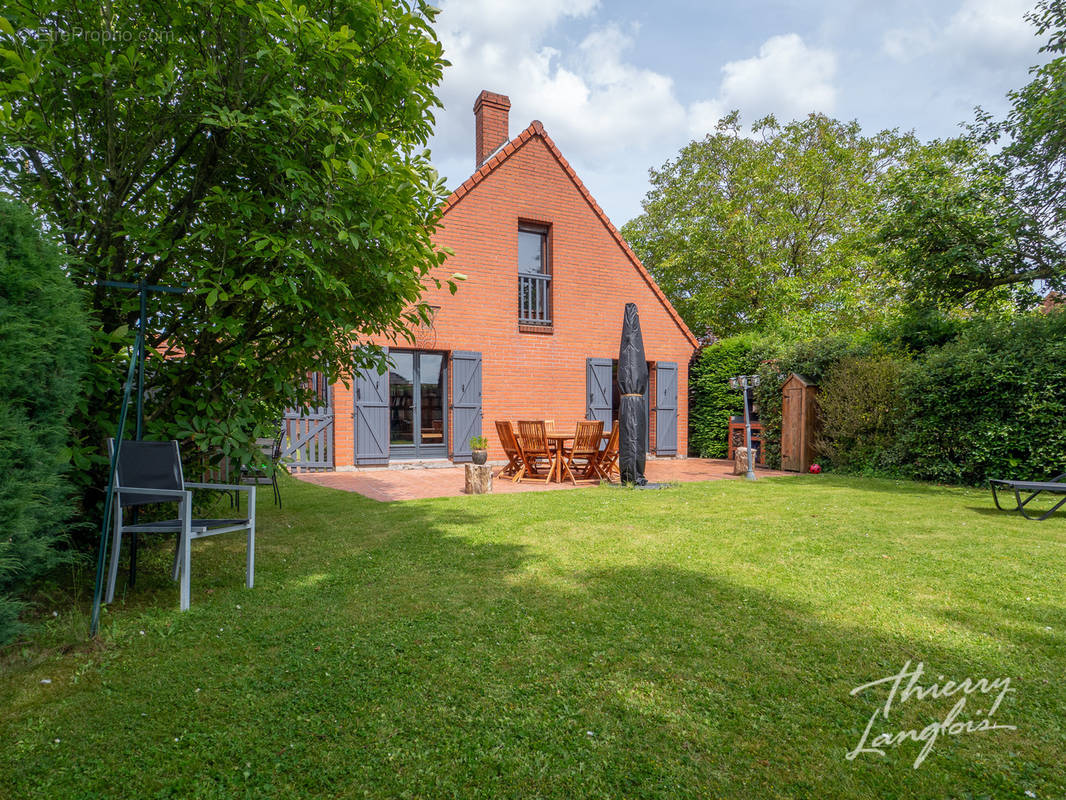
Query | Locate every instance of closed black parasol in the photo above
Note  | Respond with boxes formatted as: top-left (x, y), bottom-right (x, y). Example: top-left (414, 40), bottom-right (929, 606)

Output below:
top-left (617, 303), bottom-right (648, 485)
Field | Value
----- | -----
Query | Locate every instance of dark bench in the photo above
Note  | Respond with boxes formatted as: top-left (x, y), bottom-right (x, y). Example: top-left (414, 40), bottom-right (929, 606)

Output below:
top-left (990, 474), bottom-right (1066, 521)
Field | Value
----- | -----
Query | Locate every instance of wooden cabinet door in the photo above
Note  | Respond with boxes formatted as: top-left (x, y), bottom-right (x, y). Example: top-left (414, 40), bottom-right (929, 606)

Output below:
top-left (781, 387), bottom-right (801, 471)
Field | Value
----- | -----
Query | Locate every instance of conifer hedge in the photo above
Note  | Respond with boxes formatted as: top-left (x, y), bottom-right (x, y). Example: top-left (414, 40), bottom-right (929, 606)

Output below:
top-left (0, 199), bottom-right (88, 644)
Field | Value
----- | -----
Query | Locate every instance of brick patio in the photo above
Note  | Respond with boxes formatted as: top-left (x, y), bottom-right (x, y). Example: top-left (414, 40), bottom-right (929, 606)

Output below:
top-left (295, 458), bottom-right (791, 502)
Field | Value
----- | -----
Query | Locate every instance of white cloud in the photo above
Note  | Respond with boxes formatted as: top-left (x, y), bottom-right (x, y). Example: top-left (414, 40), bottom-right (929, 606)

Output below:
top-left (429, 1), bottom-right (839, 222)
top-left (883, 0), bottom-right (1039, 67)
top-left (718, 34), bottom-right (838, 121)
top-left (882, 26), bottom-right (936, 61)
top-left (947, 0), bottom-right (1037, 57)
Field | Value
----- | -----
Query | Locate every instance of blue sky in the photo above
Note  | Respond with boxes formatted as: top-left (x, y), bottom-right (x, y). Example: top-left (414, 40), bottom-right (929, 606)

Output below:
top-left (426, 0), bottom-right (1048, 226)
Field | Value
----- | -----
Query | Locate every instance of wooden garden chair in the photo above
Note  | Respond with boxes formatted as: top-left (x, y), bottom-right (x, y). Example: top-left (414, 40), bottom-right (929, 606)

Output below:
top-left (593, 422), bottom-right (620, 481)
top-left (517, 420), bottom-right (553, 483)
top-left (564, 419), bottom-right (603, 484)
top-left (494, 420), bottom-right (527, 482)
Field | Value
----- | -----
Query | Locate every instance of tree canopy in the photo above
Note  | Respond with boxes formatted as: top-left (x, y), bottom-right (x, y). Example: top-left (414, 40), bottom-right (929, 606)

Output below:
top-left (0, 0), bottom-right (452, 490)
top-left (621, 113), bottom-right (915, 339)
top-left (873, 0), bottom-right (1066, 311)
top-left (873, 135), bottom-right (1053, 311)
top-left (625, 1), bottom-right (1066, 335)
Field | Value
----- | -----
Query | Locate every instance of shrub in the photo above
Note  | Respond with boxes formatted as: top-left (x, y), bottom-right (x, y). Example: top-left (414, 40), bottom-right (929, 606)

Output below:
top-left (752, 335), bottom-right (868, 468)
top-left (689, 312), bottom-right (1066, 485)
top-left (817, 356), bottom-right (906, 472)
top-left (898, 313), bottom-right (1066, 485)
top-left (688, 337), bottom-right (763, 458)
top-left (0, 199), bottom-right (88, 644)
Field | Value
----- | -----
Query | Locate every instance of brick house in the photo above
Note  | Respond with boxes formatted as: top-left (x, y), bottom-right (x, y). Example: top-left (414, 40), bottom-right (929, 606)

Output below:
top-left (327, 90), bottom-right (697, 469)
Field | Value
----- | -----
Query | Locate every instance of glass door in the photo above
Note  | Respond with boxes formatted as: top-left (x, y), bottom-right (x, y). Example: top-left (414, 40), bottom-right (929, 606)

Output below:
top-left (389, 350), bottom-right (447, 459)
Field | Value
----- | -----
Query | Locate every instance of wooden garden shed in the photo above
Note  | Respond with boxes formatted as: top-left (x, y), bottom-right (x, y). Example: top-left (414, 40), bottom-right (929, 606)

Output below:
top-left (780, 373), bottom-right (819, 472)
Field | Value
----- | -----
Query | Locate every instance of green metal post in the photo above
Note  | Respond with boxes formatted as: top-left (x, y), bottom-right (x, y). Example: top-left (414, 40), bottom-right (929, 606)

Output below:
top-left (89, 330), bottom-right (142, 638)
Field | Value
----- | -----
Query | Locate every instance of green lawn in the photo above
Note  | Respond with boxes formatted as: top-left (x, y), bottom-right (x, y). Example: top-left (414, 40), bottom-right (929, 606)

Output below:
top-left (2, 475), bottom-right (1065, 799)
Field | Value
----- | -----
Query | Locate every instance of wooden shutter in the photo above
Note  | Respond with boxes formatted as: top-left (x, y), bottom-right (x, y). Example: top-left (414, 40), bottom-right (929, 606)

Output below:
top-left (354, 351), bottom-right (389, 465)
top-left (655, 362), bottom-right (678, 455)
top-left (586, 358), bottom-right (613, 429)
top-left (451, 351), bottom-right (482, 462)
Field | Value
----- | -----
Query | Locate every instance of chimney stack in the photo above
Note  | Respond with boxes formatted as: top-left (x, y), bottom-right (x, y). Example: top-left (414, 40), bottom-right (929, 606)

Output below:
top-left (474, 90), bottom-right (510, 168)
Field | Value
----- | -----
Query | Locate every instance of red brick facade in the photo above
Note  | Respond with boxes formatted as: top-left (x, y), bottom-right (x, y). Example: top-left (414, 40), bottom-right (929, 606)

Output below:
top-left (331, 92), bottom-right (697, 468)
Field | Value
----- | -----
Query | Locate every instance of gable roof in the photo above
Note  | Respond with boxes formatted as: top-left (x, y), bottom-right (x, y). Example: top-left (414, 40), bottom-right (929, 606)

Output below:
top-left (441, 120), bottom-right (699, 350)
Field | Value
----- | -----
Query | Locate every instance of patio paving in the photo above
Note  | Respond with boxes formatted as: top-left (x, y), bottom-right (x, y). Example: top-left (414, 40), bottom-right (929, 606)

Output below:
top-left (296, 458), bottom-right (792, 502)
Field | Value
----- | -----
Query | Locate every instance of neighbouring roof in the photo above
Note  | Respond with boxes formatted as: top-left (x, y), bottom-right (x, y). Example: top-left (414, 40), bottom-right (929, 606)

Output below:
top-left (441, 120), bottom-right (699, 350)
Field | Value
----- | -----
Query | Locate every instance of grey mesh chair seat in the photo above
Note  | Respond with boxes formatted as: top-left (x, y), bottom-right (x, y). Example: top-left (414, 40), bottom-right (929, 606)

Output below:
top-left (106, 439), bottom-right (256, 610)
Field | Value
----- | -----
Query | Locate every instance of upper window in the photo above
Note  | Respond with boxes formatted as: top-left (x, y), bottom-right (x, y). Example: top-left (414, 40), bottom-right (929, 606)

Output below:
top-left (518, 227), bottom-right (547, 274)
top-left (518, 225), bottom-right (551, 326)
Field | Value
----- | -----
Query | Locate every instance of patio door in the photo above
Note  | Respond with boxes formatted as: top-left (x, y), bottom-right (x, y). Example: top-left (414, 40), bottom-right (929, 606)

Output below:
top-left (389, 350), bottom-right (447, 459)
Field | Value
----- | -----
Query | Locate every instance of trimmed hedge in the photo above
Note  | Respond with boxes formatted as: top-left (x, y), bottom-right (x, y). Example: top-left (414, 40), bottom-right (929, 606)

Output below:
top-left (0, 199), bottom-right (88, 645)
top-left (818, 356), bottom-right (906, 474)
top-left (688, 337), bottom-right (763, 457)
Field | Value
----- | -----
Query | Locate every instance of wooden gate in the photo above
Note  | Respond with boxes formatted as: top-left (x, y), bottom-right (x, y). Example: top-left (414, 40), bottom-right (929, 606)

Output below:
top-left (282, 372), bottom-right (334, 472)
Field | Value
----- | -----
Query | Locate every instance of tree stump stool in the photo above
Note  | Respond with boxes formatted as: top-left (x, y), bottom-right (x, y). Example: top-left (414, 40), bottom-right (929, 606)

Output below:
top-left (733, 447), bottom-right (752, 476)
top-left (464, 463), bottom-right (493, 494)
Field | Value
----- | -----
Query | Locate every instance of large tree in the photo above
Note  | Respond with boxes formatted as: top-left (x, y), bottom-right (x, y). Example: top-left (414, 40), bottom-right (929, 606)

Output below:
top-left (873, 135), bottom-right (1052, 310)
top-left (0, 1), bottom-right (452, 497)
top-left (622, 113), bottom-right (915, 338)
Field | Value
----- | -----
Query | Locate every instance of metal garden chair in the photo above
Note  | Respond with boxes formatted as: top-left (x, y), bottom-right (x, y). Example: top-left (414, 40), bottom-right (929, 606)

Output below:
top-left (240, 424), bottom-right (284, 509)
top-left (105, 439), bottom-right (256, 611)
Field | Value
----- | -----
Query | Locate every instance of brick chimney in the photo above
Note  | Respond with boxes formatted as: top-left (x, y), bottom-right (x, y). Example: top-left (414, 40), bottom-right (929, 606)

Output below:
top-left (474, 90), bottom-right (510, 168)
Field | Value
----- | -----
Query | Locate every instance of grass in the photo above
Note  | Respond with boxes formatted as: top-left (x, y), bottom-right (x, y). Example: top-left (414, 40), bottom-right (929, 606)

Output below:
top-left (2, 474), bottom-right (1065, 799)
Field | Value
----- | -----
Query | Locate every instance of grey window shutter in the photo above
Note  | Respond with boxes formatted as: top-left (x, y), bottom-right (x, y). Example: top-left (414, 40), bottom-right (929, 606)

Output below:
top-left (354, 348), bottom-right (389, 465)
top-left (586, 358), bottom-right (613, 429)
top-left (655, 362), bottom-right (678, 455)
top-left (452, 351), bottom-right (482, 462)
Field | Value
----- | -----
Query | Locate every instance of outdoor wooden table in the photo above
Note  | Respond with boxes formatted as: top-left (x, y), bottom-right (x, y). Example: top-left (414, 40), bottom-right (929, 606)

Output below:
top-left (544, 430), bottom-right (612, 484)
top-left (545, 432), bottom-right (576, 484)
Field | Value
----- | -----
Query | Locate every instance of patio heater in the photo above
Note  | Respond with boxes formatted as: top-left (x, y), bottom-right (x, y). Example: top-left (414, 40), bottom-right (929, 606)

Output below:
top-left (729, 374), bottom-right (761, 481)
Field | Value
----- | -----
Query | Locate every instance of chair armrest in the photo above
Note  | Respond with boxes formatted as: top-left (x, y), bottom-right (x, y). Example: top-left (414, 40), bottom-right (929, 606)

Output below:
top-left (114, 487), bottom-right (190, 499)
top-left (184, 482), bottom-right (254, 493)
